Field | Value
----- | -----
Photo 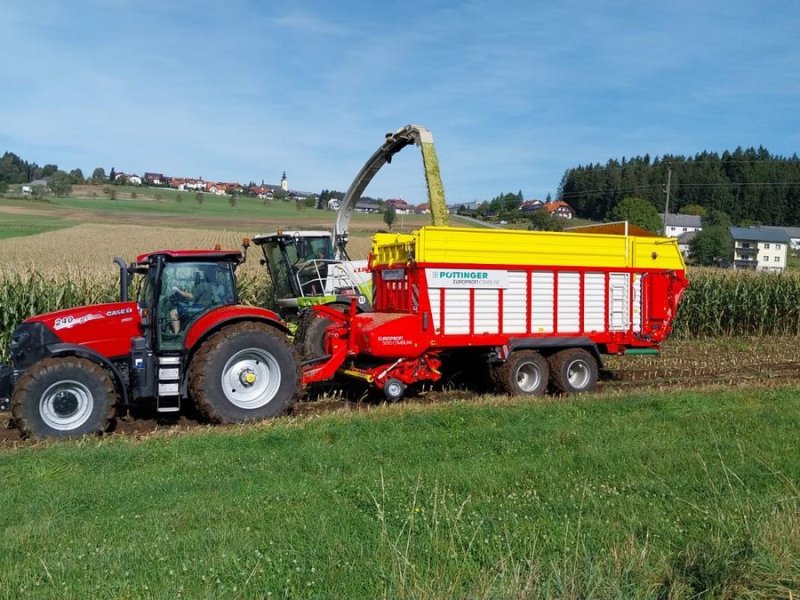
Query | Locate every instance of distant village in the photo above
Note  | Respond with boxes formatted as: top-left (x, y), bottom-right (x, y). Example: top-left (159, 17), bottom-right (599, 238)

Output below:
top-left (106, 169), bottom-right (436, 217)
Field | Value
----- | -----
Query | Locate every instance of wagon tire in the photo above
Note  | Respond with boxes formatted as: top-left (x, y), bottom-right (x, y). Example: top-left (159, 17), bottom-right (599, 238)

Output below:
top-left (493, 350), bottom-right (550, 396)
top-left (189, 322), bottom-right (300, 424)
top-left (11, 357), bottom-right (117, 439)
top-left (295, 303), bottom-right (348, 360)
top-left (548, 348), bottom-right (599, 394)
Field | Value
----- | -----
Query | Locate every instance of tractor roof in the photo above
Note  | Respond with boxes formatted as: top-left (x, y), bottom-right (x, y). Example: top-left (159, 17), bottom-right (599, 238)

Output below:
top-left (136, 249), bottom-right (243, 263)
top-left (252, 231), bottom-right (331, 243)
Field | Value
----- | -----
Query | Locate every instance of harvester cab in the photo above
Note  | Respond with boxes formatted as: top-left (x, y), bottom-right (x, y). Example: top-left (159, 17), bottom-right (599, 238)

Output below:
top-left (251, 230), bottom-right (371, 318)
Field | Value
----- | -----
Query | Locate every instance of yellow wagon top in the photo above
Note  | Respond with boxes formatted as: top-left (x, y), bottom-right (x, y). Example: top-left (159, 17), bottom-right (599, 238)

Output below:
top-left (372, 224), bottom-right (686, 271)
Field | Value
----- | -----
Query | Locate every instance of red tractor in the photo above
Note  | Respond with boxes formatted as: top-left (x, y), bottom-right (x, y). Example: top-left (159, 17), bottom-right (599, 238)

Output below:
top-left (0, 248), bottom-right (300, 439)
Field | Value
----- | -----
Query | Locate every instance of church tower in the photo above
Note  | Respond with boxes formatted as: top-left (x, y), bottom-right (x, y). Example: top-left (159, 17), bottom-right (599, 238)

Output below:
top-left (280, 171), bottom-right (288, 192)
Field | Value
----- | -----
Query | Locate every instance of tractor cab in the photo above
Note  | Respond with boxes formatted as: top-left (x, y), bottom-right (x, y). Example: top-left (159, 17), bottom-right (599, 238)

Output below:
top-left (132, 250), bottom-right (241, 351)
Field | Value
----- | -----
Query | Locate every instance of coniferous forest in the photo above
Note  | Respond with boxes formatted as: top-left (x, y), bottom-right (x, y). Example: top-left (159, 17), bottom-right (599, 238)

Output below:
top-left (559, 147), bottom-right (800, 226)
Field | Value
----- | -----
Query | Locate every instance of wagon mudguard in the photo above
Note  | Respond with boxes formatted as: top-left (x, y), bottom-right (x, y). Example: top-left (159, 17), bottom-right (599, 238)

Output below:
top-left (502, 336), bottom-right (604, 369)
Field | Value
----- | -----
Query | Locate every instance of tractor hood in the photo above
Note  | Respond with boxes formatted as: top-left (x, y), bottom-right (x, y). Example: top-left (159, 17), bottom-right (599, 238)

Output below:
top-left (18, 301), bottom-right (142, 363)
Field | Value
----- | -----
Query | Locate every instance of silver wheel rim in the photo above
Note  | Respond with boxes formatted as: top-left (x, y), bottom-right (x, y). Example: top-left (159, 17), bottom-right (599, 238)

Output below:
top-left (221, 347), bottom-right (281, 410)
top-left (567, 359), bottom-right (592, 390)
top-left (516, 362), bottom-right (543, 393)
top-left (40, 380), bottom-right (94, 431)
top-left (386, 380), bottom-right (403, 398)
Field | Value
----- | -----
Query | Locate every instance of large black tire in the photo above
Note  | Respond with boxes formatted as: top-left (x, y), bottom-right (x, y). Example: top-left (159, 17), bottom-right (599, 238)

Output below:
top-left (548, 348), bottom-right (599, 394)
top-left (188, 322), bottom-right (300, 424)
top-left (297, 313), bottom-right (334, 360)
top-left (492, 350), bottom-right (549, 396)
top-left (11, 357), bottom-right (117, 439)
top-left (295, 303), bottom-right (348, 360)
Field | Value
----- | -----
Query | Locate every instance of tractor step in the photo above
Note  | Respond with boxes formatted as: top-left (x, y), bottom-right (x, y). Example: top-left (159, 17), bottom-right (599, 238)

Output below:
top-left (156, 356), bottom-right (181, 413)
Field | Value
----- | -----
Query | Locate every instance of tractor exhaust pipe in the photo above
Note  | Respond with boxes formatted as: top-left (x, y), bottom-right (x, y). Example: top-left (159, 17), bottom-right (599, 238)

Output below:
top-left (113, 257), bottom-right (129, 302)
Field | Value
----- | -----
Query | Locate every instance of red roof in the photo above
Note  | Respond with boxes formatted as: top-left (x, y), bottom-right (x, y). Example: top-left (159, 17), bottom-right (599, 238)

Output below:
top-left (136, 249), bottom-right (242, 263)
top-left (543, 200), bottom-right (574, 214)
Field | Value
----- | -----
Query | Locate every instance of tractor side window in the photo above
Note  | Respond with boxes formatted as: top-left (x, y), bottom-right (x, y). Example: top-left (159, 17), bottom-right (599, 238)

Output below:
top-left (158, 262), bottom-right (235, 350)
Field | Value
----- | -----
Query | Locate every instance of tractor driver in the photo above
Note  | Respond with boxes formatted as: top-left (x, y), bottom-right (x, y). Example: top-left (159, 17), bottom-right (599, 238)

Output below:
top-left (167, 267), bottom-right (217, 334)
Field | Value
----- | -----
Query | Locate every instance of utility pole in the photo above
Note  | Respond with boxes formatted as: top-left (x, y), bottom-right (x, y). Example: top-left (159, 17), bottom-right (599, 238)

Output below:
top-left (662, 163), bottom-right (672, 235)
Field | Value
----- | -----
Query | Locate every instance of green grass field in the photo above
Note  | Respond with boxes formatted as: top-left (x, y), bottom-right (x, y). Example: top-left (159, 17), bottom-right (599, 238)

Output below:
top-left (0, 213), bottom-right (78, 240)
top-left (2, 389), bottom-right (798, 598)
top-left (0, 188), bottom-right (436, 235)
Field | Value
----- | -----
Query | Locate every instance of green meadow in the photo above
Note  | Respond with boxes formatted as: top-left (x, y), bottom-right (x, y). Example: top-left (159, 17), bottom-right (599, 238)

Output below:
top-left (1, 389), bottom-right (798, 599)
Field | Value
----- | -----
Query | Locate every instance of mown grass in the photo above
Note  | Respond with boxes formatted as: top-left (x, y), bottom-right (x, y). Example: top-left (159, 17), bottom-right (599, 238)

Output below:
top-left (1, 389), bottom-right (798, 598)
top-left (0, 213), bottom-right (77, 240)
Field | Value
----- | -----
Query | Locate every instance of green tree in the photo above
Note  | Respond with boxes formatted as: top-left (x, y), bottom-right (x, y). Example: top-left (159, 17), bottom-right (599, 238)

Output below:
top-left (678, 204), bottom-right (706, 216)
top-left (196, 193), bottom-right (204, 205)
top-left (0, 180), bottom-right (8, 195)
top-left (228, 193), bottom-right (237, 208)
top-left (68, 168), bottom-right (85, 184)
top-left (702, 209), bottom-right (732, 228)
top-left (384, 203), bottom-right (397, 229)
top-left (49, 170), bottom-right (73, 197)
top-left (0, 152), bottom-right (29, 184)
top-left (91, 167), bottom-right (106, 183)
top-left (609, 197), bottom-right (661, 232)
top-left (527, 209), bottom-right (565, 232)
top-left (689, 225), bottom-right (733, 265)
top-left (40, 164), bottom-right (58, 178)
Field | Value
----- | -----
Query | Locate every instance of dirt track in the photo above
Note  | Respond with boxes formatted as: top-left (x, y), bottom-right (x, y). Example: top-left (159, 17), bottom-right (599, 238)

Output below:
top-left (2, 336), bottom-right (798, 447)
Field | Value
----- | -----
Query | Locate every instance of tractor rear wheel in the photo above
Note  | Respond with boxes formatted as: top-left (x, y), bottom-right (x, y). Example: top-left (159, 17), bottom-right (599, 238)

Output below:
top-left (189, 322), bottom-right (300, 424)
top-left (492, 350), bottom-right (549, 396)
top-left (548, 348), bottom-right (598, 394)
top-left (11, 357), bottom-right (117, 439)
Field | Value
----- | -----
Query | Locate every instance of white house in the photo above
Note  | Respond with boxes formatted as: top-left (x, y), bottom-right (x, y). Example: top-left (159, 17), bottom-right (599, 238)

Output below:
top-left (730, 227), bottom-right (790, 273)
top-left (762, 226), bottom-right (800, 252)
top-left (659, 214), bottom-right (703, 238)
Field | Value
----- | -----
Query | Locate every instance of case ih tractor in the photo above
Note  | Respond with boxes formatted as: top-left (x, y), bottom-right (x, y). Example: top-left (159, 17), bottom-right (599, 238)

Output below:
top-left (0, 248), bottom-right (299, 439)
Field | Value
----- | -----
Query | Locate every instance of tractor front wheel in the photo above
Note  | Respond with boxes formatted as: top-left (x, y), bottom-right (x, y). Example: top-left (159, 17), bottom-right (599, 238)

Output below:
top-left (11, 357), bottom-right (117, 439)
top-left (189, 322), bottom-right (300, 423)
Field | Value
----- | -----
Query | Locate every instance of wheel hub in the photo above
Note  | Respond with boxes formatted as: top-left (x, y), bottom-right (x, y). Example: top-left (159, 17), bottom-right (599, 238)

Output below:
top-left (239, 368), bottom-right (257, 387)
top-left (53, 391), bottom-right (80, 417)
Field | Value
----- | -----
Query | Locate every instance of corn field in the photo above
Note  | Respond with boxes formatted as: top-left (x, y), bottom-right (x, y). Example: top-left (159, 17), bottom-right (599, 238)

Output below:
top-left (673, 268), bottom-right (800, 337)
top-left (2, 264), bottom-right (800, 362)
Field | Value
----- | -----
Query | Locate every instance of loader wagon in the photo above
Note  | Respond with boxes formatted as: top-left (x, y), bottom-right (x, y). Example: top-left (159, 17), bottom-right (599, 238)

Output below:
top-left (302, 223), bottom-right (688, 398)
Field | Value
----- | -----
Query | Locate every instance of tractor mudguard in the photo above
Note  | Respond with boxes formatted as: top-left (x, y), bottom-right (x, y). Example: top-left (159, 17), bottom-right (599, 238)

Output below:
top-left (183, 305), bottom-right (291, 351)
top-left (39, 343), bottom-right (130, 406)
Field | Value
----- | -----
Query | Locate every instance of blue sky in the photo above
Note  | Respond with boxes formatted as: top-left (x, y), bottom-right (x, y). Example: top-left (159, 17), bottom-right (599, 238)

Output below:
top-left (1, 0), bottom-right (798, 204)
